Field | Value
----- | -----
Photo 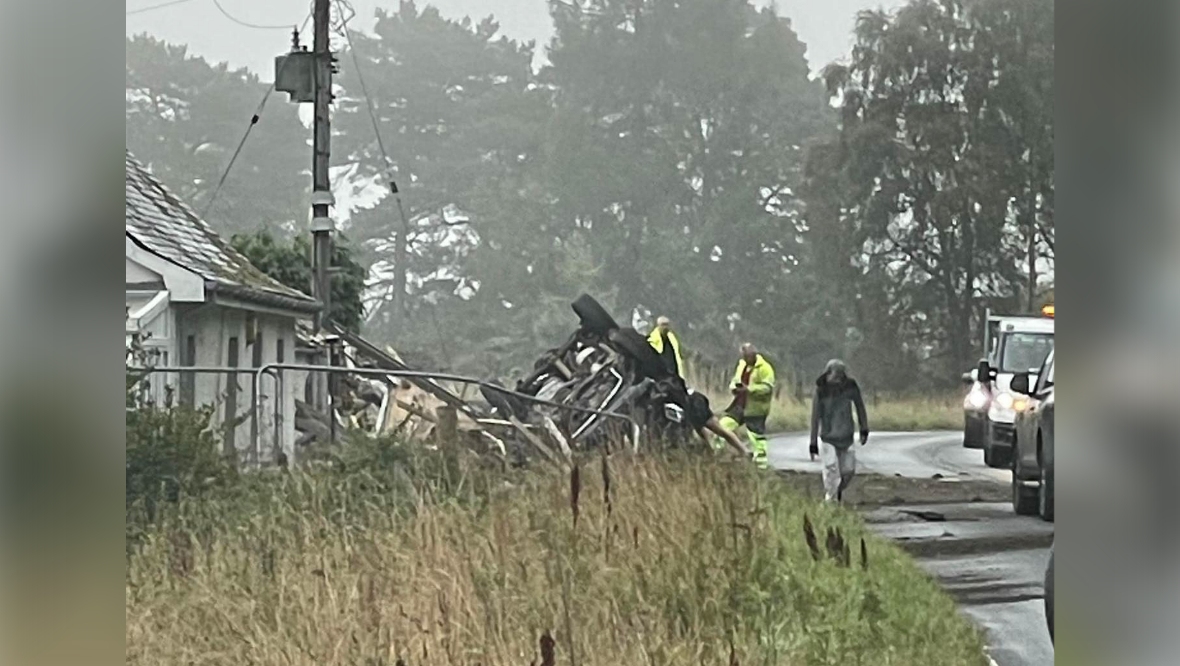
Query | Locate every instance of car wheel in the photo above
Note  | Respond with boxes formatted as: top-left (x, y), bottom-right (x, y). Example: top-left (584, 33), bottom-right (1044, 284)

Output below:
top-left (1012, 459), bottom-right (1039, 516)
top-left (571, 294), bottom-right (619, 336)
top-left (1039, 460), bottom-right (1055, 522)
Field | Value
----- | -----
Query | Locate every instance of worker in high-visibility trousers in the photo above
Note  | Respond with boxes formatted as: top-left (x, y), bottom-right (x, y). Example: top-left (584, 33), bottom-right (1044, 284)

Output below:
top-left (647, 316), bottom-right (686, 379)
top-left (718, 343), bottom-right (775, 469)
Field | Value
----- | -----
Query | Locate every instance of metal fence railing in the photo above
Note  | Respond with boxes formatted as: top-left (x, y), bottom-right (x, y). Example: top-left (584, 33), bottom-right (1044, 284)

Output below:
top-left (128, 364), bottom-right (642, 467)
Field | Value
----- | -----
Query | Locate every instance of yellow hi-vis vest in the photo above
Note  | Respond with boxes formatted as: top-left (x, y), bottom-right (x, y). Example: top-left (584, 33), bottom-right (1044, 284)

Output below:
top-left (731, 354), bottom-right (776, 417)
top-left (647, 329), bottom-right (685, 378)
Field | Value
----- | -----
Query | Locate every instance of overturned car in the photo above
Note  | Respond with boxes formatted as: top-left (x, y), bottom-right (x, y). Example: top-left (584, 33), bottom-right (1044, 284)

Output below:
top-left (480, 294), bottom-right (702, 458)
top-left (292, 294), bottom-right (709, 469)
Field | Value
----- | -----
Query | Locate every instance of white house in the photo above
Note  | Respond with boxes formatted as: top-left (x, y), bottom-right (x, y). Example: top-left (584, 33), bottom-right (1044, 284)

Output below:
top-left (125, 150), bottom-right (320, 465)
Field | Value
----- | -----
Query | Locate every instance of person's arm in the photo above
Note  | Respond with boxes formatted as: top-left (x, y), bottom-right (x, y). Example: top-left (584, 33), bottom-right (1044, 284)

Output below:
top-left (731, 361), bottom-right (743, 389)
top-left (705, 417), bottom-right (749, 456)
top-left (853, 383), bottom-right (870, 444)
top-left (749, 361), bottom-right (775, 397)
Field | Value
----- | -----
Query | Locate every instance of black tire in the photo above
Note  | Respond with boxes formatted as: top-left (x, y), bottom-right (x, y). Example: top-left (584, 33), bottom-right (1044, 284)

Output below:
top-left (609, 327), bottom-right (669, 379)
top-left (1012, 460), bottom-right (1039, 516)
top-left (1044, 547), bottom-right (1054, 645)
top-left (1039, 459), bottom-right (1055, 522)
top-left (571, 293), bottom-right (619, 336)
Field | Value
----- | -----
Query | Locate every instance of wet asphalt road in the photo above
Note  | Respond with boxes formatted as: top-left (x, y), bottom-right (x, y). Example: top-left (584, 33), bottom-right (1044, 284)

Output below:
top-left (769, 431), bottom-right (1055, 666)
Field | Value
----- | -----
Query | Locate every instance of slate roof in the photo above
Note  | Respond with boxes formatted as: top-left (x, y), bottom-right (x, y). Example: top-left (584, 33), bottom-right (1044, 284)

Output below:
top-left (125, 150), bottom-right (319, 314)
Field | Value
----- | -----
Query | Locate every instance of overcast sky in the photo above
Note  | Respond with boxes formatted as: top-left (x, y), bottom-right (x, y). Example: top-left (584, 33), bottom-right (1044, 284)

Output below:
top-left (127, 0), bottom-right (905, 78)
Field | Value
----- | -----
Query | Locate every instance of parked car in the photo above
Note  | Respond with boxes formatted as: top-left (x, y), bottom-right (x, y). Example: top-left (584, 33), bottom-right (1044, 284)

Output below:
top-left (1010, 349), bottom-right (1055, 521)
top-left (1045, 544), bottom-right (1054, 644)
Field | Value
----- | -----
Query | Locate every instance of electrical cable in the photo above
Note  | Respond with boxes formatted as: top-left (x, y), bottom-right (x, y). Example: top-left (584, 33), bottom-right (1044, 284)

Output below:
top-left (332, 0), bottom-right (396, 186)
top-left (200, 12), bottom-right (313, 220)
top-left (334, 0), bottom-right (414, 312)
top-left (211, 0), bottom-right (295, 30)
top-left (127, 0), bottom-right (198, 16)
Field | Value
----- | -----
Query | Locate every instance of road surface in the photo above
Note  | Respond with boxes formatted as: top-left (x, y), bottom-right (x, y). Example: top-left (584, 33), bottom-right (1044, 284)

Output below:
top-left (769, 431), bottom-right (1009, 483)
top-left (769, 431), bottom-right (1054, 666)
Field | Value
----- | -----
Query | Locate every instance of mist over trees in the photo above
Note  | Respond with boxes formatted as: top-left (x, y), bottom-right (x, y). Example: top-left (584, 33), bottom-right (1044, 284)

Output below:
top-left (125, 0), bottom-right (1054, 391)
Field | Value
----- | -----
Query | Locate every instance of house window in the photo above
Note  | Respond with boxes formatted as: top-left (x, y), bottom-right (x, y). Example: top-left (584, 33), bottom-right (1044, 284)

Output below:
top-left (276, 338), bottom-right (285, 364)
top-left (180, 334), bottom-right (196, 408)
top-left (224, 336), bottom-right (239, 454)
top-left (252, 330), bottom-right (264, 368)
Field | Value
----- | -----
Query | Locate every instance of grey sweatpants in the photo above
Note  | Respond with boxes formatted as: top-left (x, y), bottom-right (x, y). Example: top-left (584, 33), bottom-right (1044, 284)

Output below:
top-left (820, 442), bottom-right (856, 502)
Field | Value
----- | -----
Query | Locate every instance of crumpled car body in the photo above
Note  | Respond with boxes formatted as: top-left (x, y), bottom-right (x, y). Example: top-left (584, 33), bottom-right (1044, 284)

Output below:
top-left (482, 294), bottom-right (695, 455)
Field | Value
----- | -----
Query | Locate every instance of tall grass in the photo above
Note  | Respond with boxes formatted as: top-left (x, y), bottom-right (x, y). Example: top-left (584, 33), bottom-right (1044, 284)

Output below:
top-left (126, 445), bottom-right (986, 665)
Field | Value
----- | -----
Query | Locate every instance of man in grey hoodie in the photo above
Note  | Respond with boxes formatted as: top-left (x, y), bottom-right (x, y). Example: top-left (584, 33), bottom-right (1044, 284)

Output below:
top-left (808, 359), bottom-right (870, 503)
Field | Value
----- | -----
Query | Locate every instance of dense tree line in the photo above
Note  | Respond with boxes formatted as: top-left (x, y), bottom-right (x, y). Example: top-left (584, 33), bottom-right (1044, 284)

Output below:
top-left (126, 0), bottom-right (1054, 391)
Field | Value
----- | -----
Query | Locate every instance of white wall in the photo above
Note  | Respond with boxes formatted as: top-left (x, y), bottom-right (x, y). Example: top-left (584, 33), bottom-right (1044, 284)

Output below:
top-left (173, 305), bottom-right (301, 466)
top-left (126, 257), bottom-right (159, 284)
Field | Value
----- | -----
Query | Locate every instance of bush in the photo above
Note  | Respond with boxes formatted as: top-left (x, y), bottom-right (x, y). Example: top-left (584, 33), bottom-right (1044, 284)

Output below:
top-left (126, 397), bottom-right (238, 524)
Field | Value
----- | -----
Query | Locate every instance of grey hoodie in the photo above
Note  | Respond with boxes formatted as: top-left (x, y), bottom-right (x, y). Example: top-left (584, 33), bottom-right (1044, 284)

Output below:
top-left (809, 360), bottom-right (869, 449)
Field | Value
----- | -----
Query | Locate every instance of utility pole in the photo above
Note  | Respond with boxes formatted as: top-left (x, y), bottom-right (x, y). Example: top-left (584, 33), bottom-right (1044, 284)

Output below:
top-left (274, 3), bottom-right (338, 431)
top-left (309, 0), bottom-right (336, 414)
top-left (311, 0), bottom-right (334, 333)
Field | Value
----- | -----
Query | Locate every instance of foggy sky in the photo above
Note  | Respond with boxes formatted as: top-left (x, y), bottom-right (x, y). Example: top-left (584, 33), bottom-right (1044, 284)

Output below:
top-left (126, 0), bottom-right (905, 78)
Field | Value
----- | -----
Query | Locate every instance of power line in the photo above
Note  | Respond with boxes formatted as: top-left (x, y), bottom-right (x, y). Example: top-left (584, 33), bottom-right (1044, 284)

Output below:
top-left (333, 0), bottom-right (399, 193)
top-left (126, 0), bottom-right (197, 16)
top-left (334, 0), bottom-right (414, 315)
top-left (200, 13), bottom-right (313, 220)
top-left (212, 0), bottom-right (296, 30)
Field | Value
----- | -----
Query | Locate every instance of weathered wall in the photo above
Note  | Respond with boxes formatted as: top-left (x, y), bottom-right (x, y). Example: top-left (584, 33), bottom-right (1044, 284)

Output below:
top-left (173, 305), bottom-right (302, 465)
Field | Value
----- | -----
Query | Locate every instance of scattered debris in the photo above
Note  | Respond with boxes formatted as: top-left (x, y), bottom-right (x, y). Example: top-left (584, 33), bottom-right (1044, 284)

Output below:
top-left (900, 510), bottom-right (948, 522)
top-left (292, 294), bottom-right (702, 466)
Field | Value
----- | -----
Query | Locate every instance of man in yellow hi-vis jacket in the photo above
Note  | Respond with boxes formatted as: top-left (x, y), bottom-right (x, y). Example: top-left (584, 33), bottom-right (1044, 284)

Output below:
top-left (647, 316), bottom-right (685, 378)
top-left (718, 343), bottom-right (775, 468)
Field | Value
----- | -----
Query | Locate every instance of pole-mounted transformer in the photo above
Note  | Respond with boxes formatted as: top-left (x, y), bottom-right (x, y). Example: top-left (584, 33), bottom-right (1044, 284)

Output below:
top-left (274, 28), bottom-right (315, 103)
top-left (275, 8), bottom-right (338, 415)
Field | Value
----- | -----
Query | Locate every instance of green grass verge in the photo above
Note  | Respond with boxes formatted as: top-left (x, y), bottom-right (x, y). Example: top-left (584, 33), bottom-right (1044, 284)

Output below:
top-left (687, 366), bottom-right (963, 433)
top-left (764, 394), bottom-right (963, 433)
top-left (126, 448), bottom-right (987, 665)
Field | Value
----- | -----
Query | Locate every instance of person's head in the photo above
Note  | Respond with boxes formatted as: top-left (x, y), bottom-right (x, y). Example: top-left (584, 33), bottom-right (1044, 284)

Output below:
top-left (824, 359), bottom-right (848, 384)
top-left (740, 343), bottom-right (758, 365)
top-left (656, 316), bottom-right (671, 334)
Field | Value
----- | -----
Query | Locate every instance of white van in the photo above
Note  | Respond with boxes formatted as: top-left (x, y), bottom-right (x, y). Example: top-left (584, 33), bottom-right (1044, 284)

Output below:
top-left (962, 306), bottom-right (1055, 468)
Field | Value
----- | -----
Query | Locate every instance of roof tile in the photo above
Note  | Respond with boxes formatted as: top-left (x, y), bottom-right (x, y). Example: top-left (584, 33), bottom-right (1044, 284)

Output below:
top-left (125, 150), bottom-right (316, 306)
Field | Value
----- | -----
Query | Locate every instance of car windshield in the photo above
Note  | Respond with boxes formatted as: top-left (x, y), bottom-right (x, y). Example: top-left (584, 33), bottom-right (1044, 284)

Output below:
top-left (1000, 332), bottom-right (1054, 373)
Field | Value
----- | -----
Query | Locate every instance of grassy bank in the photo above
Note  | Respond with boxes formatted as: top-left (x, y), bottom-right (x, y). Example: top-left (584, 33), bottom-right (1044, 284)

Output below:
top-left (688, 367), bottom-right (963, 433)
top-left (126, 446), bottom-right (986, 665)
top-left (761, 394), bottom-right (962, 433)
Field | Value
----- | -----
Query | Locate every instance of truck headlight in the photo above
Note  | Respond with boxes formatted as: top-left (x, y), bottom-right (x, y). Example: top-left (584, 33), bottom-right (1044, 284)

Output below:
top-left (965, 386), bottom-right (989, 410)
top-left (994, 392), bottom-right (1014, 410)
top-left (988, 391), bottom-right (1026, 422)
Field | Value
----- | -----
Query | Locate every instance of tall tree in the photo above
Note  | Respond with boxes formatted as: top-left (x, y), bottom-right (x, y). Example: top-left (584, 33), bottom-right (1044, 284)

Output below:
top-left (807, 0), bottom-right (1054, 380)
top-left (539, 0), bottom-right (834, 368)
top-left (125, 34), bottom-right (309, 237)
top-left (333, 1), bottom-right (547, 352)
